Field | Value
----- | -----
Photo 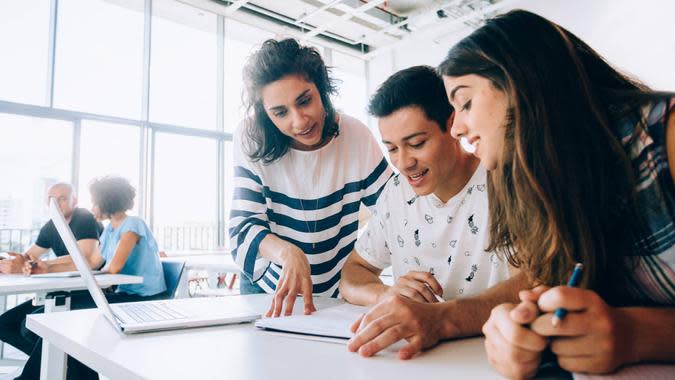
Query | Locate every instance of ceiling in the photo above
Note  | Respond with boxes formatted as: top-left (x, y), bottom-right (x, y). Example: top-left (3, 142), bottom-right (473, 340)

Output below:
top-left (216, 0), bottom-right (516, 56)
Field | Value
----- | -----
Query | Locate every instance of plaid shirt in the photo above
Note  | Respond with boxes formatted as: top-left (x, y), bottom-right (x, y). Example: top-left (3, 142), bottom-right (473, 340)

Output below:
top-left (614, 98), bottom-right (675, 304)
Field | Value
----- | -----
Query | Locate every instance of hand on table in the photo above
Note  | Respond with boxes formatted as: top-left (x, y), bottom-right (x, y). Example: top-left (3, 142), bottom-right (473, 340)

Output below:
top-left (381, 271), bottom-right (443, 304)
top-left (482, 286), bottom-right (549, 379)
top-left (266, 245), bottom-right (316, 317)
top-left (0, 253), bottom-right (27, 274)
top-left (531, 286), bottom-right (635, 374)
top-left (348, 294), bottom-right (454, 360)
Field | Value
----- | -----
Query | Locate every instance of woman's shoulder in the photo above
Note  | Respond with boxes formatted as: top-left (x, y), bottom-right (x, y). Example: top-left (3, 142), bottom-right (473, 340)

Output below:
top-left (120, 216), bottom-right (150, 233)
top-left (338, 113), bottom-right (371, 136)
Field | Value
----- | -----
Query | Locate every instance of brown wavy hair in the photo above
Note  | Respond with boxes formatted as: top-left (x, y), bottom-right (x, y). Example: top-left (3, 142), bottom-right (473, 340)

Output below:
top-left (242, 38), bottom-right (339, 163)
top-left (438, 10), bottom-right (672, 304)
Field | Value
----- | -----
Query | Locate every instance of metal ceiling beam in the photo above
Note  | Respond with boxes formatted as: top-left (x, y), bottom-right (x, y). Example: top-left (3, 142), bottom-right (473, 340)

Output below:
top-left (355, 0), bottom-right (456, 45)
top-left (295, 0), bottom-right (345, 24)
top-left (224, 0), bottom-right (250, 15)
top-left (365, 0), bottom-right (518, 59)
top-left (301, 0), bottom-right (386, 40)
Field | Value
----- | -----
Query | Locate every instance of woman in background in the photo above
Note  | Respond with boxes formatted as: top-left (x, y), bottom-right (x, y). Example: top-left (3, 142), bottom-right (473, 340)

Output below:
top-left (17, 176), bottom-right (166, 380)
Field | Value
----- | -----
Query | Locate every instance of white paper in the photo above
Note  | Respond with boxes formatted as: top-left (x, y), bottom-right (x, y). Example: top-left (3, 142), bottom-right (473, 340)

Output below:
top-left (255, 303), bottom-right (369, 340)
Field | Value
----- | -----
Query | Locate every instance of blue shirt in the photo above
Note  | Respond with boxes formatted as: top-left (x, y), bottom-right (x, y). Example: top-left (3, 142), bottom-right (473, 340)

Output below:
top-left (100, 216), bottom-right (166, 297)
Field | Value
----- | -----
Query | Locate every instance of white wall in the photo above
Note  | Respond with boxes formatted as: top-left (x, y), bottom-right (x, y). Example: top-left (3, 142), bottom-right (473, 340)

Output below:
top-left (368, 0), bottom-right (675, 91)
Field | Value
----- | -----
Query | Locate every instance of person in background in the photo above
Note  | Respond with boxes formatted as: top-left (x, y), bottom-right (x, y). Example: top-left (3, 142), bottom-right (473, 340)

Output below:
top-left (0, 182), bottom-right (102, 358)
top-left (16, 176), bottom-right (167, 380)
top-left (439, 9), bottom-right (675, 378)
top-left (230, 38), bottom-right (392, 317)
top-left (340, 66), bottom-right (521, 360)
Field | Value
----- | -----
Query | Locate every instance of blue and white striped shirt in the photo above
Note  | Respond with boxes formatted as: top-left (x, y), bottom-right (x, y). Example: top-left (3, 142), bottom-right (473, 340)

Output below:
top-left (614, 98), bottom-right (675, 305)
top-left (229, 114), bottom-right (392, 297)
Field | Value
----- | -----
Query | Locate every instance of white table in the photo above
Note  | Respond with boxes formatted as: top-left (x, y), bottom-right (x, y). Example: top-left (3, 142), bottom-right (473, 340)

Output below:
top-left (161, 253), bottom-right (237, 272)
top-left (162, 253), bottom-right (239, 296)
top-left (0, 273), bottom-right (142, 379)
top-left (0, 274), bottom-right (142, 298)
top-left (27, 295), bottom-right (502, 380)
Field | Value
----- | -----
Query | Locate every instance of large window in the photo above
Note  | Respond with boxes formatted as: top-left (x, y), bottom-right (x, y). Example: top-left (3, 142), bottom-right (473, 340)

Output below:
top-left (54, 0), bottom-right (145, 118)
top-left (77, 121), bottom-right (141, 214)
top-left (150, 0), bottom-right (218, 130)
top-left (153, 133), bottom-right (217, 250)
top-left (0, 0), bottom-right (371, 254)
top-left (0, 1), bottom-right (50, 105)
top-left (223, 19), bottom-right (275, 133)
top-left (332, 51), bottom-right (368, 125)
top-left (0, 114), bottom-right (71, 251)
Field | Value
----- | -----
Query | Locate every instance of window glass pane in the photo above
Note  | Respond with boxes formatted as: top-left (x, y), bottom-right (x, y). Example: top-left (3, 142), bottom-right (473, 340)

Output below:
top-left (153, 133), bottom-right (217, 251)
top-left (332, 51), bottom-right (368, 125)
top-left (150, 0), bottom-right (218, 130)
top-left (0, 114), bottom-right (71, 252)
top-left (78, 121), bottom-right (141, 215)
top-left (223, 140), bottom-right (234, 229)
top-left (223, 19), bottom-right (274, 133)
top-left (0, 1), bottom-right (50, 105)
top-left (53, 0), bottom-right (144, 118)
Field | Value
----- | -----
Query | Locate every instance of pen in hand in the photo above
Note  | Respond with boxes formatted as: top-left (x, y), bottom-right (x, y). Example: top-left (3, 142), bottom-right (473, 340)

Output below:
top-left (424, 283), bottom-right (444, 302)
top-left (551, 263), bottom-right (584, 327)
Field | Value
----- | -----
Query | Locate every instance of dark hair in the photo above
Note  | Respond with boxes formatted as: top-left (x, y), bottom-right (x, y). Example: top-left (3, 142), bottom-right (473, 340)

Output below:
top-left (242, 38), bottom-right (339, 163)
top-left (438, 9), bottom-right (673, 304)
top-left (368, 65), bottom-right (453, 131)
top-left (89, 176), bottom-right (135, 217)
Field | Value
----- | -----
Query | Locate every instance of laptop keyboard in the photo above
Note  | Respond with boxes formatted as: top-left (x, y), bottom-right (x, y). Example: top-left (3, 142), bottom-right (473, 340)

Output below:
top-left (118, 302), bottom-right (188, 323)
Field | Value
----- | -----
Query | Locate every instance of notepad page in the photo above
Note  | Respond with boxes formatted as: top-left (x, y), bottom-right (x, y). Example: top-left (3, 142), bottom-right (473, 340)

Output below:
top-left (255, 303), bottom-right (369, 340)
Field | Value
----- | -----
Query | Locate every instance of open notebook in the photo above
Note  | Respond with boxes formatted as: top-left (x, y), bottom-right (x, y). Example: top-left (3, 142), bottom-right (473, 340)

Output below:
top-left (255, 303), bottom-right (369, 341)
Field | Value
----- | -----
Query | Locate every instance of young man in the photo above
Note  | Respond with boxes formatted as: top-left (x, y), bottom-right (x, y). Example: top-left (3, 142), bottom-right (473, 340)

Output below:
top-left (339, 66), bottom-right (526, 359)
top-left (0, 183), bottom-right (102, 356)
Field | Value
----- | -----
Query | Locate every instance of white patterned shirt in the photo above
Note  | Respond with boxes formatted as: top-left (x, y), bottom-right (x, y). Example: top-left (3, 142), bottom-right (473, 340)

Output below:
top-left (355, 166), bottom-right (510, 300)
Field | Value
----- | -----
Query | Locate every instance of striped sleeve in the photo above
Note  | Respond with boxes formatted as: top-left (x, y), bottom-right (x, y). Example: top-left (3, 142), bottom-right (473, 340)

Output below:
top-left (229, 130), bottom-right (271, 282)
top-left (360, 131), bottom-right (393, 208)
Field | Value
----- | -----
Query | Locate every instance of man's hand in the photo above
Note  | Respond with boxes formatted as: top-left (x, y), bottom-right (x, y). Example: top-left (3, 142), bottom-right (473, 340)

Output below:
top-left (22, 259), bottom-right (48, 276)
top-left (266, 244), bottom-right (316, 318)
top-left (379, 271), bottom-right (443, 303)
top-left (348, 294), bottom-right (455, 360)
top-left (0, 253), bottom-right (27, 274)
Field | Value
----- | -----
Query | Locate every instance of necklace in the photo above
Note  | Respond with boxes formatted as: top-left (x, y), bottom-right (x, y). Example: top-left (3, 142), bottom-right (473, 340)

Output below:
top-left (299, 197), bottom-right (319, 250)
top-left (292, 148), bottom-right (323, 251)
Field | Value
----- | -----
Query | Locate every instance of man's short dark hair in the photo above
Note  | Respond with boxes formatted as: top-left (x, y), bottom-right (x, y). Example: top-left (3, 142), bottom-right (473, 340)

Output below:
top-left (368, 65), bottom-right (453, 131)
top-left (89, 176), bottom-right (135, 216)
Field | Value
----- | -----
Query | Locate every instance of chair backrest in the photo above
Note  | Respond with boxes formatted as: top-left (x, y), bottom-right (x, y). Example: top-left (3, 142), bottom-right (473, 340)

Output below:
top-left (161, 261), bottom-right (185, 299)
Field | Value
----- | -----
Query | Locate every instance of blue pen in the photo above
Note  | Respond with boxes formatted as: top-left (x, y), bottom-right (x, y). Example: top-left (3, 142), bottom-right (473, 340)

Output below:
top-left (551, 263), bottom-right (584, 327)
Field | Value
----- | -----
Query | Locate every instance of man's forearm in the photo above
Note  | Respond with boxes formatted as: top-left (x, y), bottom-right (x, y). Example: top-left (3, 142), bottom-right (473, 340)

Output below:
top-left (340, 263), bottom-right (389, 306)
top-left (43, 255), bottom-right (77, 272)
top-left (440, 271), bottom-right (528, 338)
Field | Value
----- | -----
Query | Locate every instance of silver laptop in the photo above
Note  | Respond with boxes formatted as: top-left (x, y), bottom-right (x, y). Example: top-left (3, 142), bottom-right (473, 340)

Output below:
top-left (49, 198), bottom-right (260, 334)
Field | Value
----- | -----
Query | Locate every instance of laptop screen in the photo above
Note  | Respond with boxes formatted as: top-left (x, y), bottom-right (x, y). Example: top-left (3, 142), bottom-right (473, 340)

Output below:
top-left (49, 198), bottom-right (120, 327)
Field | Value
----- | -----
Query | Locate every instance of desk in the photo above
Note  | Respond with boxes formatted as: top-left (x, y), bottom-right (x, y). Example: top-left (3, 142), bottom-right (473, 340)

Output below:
top-left (0, 274), bottom-right (142, 297)
top-left (162, 253), bottom-right (239, 296)
top-left (27, 295), bottom-right (501, 380)
top-left (0, 273), bottom-right (142, 379)
top-left (161, 253), bottom-right (237, 272)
